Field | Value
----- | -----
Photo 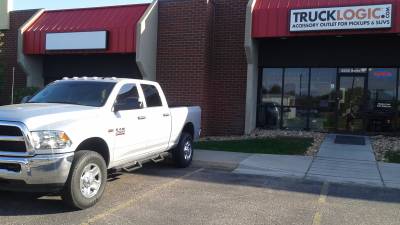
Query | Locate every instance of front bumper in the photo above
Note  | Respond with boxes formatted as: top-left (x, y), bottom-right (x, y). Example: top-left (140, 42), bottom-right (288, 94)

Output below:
top-left (0, 152), bottom-right (74, 186)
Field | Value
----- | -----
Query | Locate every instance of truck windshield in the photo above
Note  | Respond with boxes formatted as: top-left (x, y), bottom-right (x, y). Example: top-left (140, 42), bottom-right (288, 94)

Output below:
top-left (29, 81), bottom-right (116, 107)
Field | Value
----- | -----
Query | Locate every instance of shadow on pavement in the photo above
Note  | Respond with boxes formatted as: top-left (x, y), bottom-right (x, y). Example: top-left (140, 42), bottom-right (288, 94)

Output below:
top-left (137, 162), bottom-right (400, 204)
top-left (0, 173), bottom-right (123, 216)
top-left (0, 161), bottom-right (399, 217)
top-left (0, 192), bottom-right (75, 216)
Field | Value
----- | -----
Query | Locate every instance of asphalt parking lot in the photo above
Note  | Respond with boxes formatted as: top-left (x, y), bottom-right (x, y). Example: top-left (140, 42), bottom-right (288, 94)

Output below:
top-left (1, 163), bottom-right (400, 225)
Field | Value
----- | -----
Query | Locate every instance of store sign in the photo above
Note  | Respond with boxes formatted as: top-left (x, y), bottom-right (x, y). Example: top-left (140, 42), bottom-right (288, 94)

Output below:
top-left (373, 69), bottom-right (393, 78)
top-left (46, 31), bottom-right (108, 51)
top-left (376, 102), bottom-right (393, 109)
top-left (290, 4), bottom-right (392, 32)
top-left (339, 68), bottom-right (368, 74)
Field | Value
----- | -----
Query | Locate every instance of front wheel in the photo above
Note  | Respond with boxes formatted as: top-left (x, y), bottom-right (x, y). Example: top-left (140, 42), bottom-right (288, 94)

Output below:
top-left (62, 151), bottom-right (107, 209)
top-left (172, 132), bottom-right (194, 168)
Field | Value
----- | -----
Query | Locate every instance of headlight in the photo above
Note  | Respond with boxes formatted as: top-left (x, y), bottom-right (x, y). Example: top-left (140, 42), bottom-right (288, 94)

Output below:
top-left (31, 131), bottom-right (72, 150)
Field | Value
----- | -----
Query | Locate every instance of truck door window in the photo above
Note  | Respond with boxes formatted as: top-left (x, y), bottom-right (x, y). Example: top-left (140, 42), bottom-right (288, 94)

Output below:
top-left (116, 84), bottom-right (141, 110)
top-left (141, 84), bottom-right (162, 107)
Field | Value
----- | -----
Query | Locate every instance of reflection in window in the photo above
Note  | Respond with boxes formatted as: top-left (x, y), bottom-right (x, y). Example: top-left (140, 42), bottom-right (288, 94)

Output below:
top-left (257, 67), bottom-right (400, 132)
top-left (261, 68), bottom-right (283, 105)
top-left (282, 69), bottom-right (309, 129)
top-left (141, 84), bottom-right (163, 107)
top-left (309, 68), bottom-right (337, 131)
top-left (116, 84), bottom-right (141, 110)
top-left (283, 68), bottom-right (309, 107)
top-left (282, 106), bottom-right (308, 129)
top-left (258, 68), bottom-right (283, 129)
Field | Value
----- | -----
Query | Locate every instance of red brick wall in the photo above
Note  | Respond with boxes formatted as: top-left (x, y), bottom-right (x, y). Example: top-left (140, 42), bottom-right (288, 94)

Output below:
top-left (0, 10), bottom-right (37, 105)
top-left (157, 0), bottom-right (248, 136)
top-left (210, 0), bottom-right (248, 136)
top-left (157, 0), bottom-right (215, 135)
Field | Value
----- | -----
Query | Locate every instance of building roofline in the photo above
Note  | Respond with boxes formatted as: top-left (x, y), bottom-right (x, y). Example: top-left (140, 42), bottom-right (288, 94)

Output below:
top-left (11, 3), bottom-right (150, 14)
top-left (45, 3), bottom-right (150, 13)
top-left (11, 8), bottom-right (43, 13)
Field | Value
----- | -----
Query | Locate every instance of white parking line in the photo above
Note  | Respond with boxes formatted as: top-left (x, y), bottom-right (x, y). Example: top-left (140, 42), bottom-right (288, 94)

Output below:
top-left (318, 182), bottom-right (329, 204)
top-left (312, 182), bottom-right (330, 225)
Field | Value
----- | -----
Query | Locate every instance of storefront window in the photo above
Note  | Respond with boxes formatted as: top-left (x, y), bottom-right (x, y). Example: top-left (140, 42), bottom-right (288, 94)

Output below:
top-left (366, 68), bottom-right (397, 131)
top-left (309, 68), bottom-right (337, 131)
top-left (368, 68), bottom-right (397, 110)
top-left (257, 68), bottom-right (283, 128)
top-left (282, 68), bottom-right (309, 129)
top-left (257, 67), bottom-right (400, 132)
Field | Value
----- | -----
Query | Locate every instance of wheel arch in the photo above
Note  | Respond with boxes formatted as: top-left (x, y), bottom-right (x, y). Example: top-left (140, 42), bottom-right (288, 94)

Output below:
top-left (181, 122), bottom-right (195, 139)
top-left (75, 137), bottom-right (110, 166)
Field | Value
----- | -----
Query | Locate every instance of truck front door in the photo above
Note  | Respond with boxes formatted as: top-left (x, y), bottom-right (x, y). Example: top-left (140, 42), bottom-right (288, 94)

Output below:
top-left (113, 83), bottom-right (148, 162)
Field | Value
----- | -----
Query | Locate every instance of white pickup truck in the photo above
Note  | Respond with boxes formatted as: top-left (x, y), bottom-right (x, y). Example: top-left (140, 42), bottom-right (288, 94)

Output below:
top-left (0, 78), bottom-right (201, 209)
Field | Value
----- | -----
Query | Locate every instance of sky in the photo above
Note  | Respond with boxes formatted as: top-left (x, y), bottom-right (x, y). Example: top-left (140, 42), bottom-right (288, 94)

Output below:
top-left (13, 0), bottom-right (152, 11)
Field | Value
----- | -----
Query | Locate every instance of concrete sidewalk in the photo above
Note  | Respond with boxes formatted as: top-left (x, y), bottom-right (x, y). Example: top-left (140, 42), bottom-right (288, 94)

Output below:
top-left (306, 134), bottom-right (383, 187)
top-left (193, 134), bottom-right (400, 189)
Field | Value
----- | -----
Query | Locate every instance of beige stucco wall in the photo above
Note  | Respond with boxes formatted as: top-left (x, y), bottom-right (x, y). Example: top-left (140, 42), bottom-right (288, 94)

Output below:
top-left (136, 0), bottom-right (158, 81)
top-left (0, 0), bottom-right (12, 30)
top-left (17, 9), bottom-right (45, 88)
top-left (244, 0), bottom-right (259, 134)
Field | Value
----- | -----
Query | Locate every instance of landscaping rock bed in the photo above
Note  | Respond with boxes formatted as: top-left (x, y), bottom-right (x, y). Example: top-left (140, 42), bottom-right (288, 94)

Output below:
top-left (200, 129), bottom-right (327, 156)
top-left (370, 135), bottom-right (400, 162)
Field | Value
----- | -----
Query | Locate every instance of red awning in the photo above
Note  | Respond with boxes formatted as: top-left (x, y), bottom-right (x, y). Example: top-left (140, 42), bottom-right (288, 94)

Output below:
top-left (252, 0), bottom-right (400, 38)
top-left (24, 4), bottom-right (150, 54)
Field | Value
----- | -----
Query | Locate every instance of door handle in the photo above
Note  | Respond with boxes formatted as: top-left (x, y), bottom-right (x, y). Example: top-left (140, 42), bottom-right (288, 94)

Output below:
top-left (163, 113), bottom-right (170, 117)
top-left (138, 116), bottom-right (146, 120)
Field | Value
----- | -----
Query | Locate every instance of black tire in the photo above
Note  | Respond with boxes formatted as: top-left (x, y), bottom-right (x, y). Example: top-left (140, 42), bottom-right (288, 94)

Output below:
top-left (172, 132), bottom-right (194, 168)
top-left (62, 151), bottom-right (107, 209)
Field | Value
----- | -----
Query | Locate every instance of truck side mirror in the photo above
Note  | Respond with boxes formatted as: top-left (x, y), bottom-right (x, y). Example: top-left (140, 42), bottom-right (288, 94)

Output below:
top-left (113, 102), bottom-right (123, 112)
top-left (20, 96), bottom-right (32, 104)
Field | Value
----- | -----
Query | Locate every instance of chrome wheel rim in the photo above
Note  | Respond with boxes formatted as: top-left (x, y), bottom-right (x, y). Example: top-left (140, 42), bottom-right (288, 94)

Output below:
top-left (183, 140), bottom-right (192, 160)
top-left (80, 163), bottom-right (102, 199)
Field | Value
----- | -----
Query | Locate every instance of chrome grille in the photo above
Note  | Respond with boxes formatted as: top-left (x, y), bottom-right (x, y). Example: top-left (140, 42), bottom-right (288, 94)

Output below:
top-left (0, 126), bottom-right (23, 136)
top-left (0, 123), bottom-right (29, 154)
top-left (0, 141), bottom-right (27, 152)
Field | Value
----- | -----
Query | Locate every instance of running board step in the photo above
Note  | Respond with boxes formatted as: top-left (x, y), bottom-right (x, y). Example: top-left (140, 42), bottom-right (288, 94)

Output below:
top-left (151, 154), bottom-right (165, 163)
top-left (122, 161), bottom-right (142, 172)
top-left (119, 152), bottom-right (170, 172)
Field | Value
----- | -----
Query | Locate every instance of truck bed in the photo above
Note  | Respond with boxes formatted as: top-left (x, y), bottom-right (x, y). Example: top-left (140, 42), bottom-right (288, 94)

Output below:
top-left (169, 106), bottom-right (201, 148)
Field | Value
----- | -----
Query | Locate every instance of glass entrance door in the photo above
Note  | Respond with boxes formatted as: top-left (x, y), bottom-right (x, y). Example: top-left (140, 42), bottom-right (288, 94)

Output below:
top-left (336, 75), bottom-right (367, 132)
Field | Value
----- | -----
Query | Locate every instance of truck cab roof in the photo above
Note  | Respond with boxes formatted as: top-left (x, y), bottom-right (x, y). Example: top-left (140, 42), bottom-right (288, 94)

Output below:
top-left (57, 77), bottom-right (154, 85)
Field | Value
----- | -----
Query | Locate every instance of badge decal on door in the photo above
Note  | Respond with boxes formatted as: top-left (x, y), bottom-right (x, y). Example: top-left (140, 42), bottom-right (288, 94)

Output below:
top-left (116, 128), bottom-right (126, 136)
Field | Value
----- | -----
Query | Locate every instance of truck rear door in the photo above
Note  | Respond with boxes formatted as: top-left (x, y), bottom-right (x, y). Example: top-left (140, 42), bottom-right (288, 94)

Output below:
top-left (140, 83), bottom-right (172, 153)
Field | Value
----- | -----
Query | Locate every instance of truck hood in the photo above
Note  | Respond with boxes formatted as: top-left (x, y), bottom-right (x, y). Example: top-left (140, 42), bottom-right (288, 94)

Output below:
top-left (0, 103), bottom-right (100, 130)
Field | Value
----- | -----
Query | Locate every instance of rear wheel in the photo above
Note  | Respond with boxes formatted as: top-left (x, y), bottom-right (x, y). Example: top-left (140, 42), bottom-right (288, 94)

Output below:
top-left (62, 151), bottom-right (107, 209)
top-left (172, 132), bottom-right (194, 168)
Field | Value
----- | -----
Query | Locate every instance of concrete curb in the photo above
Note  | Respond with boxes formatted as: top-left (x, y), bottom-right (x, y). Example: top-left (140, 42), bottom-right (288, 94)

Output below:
top-left (193, 149), bottom-right (400, 190)
top-left (192, 160), bottom-right (240, 171)
top-left (193, 149), bottom-right (251, 171)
